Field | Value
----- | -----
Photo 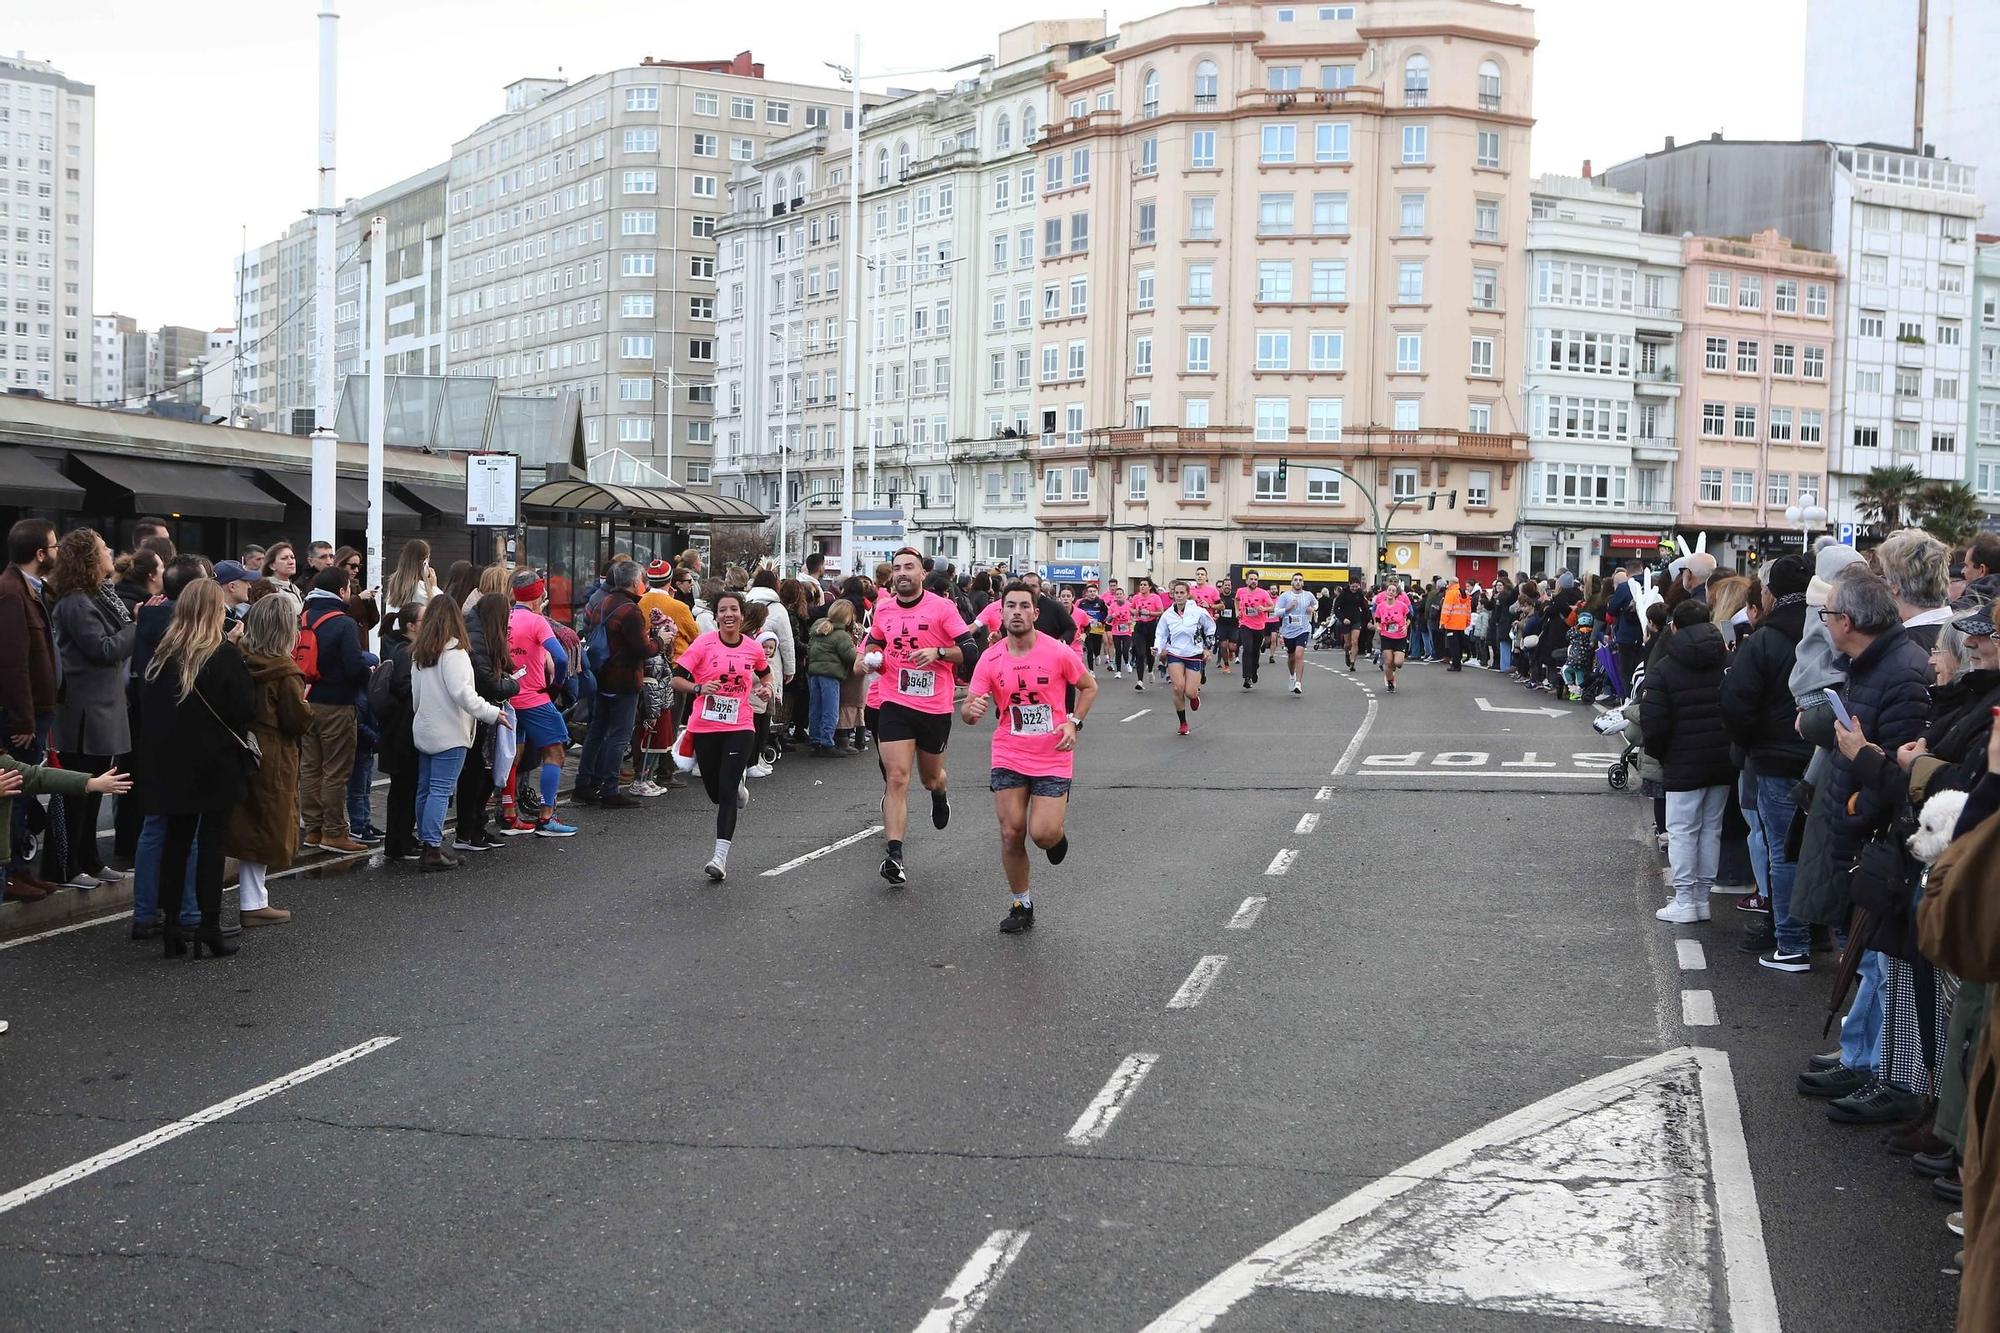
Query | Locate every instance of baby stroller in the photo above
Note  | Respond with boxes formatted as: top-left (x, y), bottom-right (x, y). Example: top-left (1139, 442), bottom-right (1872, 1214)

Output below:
top-left (1604, 738), bottom-right (1641, 791)
top-left (1312, 620), bottom-right (1344, 652)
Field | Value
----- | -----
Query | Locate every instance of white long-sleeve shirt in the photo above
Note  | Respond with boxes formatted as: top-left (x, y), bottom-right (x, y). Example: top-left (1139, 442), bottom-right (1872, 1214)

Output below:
top-left (1154, 603), bottom-right (1217, 658)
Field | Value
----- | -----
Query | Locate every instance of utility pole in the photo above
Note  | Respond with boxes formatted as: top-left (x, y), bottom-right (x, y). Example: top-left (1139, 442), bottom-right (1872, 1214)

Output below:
top-left (1913, 0), bottom-right (1929, 153)
top-left (841, 37), bottom-right (862, 574)
top-left (309, 3), bottom-right (342, 546)
top-left (366, 215), bottom-right (387, 647)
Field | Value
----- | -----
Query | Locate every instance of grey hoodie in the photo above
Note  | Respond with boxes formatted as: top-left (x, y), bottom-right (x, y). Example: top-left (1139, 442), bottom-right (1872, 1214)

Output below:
top-left (1788, 543), bottom-right (1867, 705)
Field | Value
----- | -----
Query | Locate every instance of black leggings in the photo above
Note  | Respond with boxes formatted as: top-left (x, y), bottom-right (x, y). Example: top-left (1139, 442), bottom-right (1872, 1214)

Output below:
top-left (1131, 624), bottom-right (1157, 679)
top-left (64, 751), bottom-right (116, 875)
top-left (456, 726), bottom-right (494, 840)
top-left (694, 730), bottom-right (755, 840)
top-left (1084, 633), bottom-right (1103, 669)
top-left (161, 809), bottom-right (227, 926)
top-left (1236, 624), bottom-right (1266, 683)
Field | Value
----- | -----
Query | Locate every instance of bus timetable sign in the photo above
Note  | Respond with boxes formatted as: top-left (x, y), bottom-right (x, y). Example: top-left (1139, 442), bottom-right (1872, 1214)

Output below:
top-left (465, 452), bottom-right (519, 528)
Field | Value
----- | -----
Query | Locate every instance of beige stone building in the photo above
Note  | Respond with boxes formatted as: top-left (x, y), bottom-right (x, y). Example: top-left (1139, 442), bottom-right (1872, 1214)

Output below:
top-left (1026, 0), bottom-right (1535, 586)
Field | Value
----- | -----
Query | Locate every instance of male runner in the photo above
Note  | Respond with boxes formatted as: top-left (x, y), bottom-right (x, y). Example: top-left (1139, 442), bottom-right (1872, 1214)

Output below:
top-left (1273, 573), bottom-right (1317, 695)
top-left (1153, 580), bottom-right (1215, 735)
top-left (1334, 580), bottom-right (1370, 672)
top-left (962, 582), bottom-right (1098, 933)
top-left (1233, 572), bottom-right (1275, 688)
top-left (1189, 568), bottom-right (1222, 614)
top-left (866, 547), bottom-right (979, 884)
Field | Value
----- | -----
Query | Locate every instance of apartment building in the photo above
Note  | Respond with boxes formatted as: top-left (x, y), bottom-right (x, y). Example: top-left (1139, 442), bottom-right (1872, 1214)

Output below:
top-left (1025, 0), bottom-right (1536, 588)
top-left (151, 325), bottom-right (208, 404)
top-left (234, 219), bottom-right (315, 432)
top-left (0, 55), bottom-right (94, 401)
top-left (334, 164), bottom-right (450, 390)
top-left (90, 312), bottom-right (130, 405)
top-left (1519, 175), bottom-right (1683, 579)
top-left (1971, 240), bottom-right (2000, 510)
top-left (444, 55), bottom-right (851, 489)
top-left (1677, 230), bottom-right (1838, 563)
top-left (1606, 139), bottom-right (1984, 531)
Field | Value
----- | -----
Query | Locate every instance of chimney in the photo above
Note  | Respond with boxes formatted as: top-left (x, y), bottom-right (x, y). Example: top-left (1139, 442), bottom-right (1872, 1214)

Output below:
top-left (1581, 159), bottom-right (1592, 180)
top-left (1665, 134), bottom-right (1675, 150)
top-left (1711, 131), bottom-right (1722, 141)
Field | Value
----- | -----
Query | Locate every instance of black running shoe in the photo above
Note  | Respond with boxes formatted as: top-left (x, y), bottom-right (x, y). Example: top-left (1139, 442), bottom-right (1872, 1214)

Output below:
top-left (1046, 834), bottom-right (1069, 866)
top-left (931, 789), bottom-right (950, 830)
top-left (1000, 901), bottom-right (1035, 933)
top-left (880, 854), bottom-right (908, 886)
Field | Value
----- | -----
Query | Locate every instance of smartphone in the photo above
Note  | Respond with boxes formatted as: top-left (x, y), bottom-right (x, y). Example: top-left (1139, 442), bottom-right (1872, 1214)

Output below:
top-left (1824, 688), bottom-right (1853, 729)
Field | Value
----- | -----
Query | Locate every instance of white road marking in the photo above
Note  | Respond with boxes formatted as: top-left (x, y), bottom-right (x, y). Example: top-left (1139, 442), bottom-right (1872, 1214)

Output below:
top-left (1313, 786), bottom-right (1332, 801)
top-left (761, 825), bottom-right (885, 877)
top-left (1142, 1047), bottom-right (1769, 1332)
top-left (1264, 848), bottom-right (1298, 876)
top-left (1330, 695), bottom-right (1379, 776)
top-left (1345, 770), bottom-right (1602, 780)
top-left (1294, 812), bottom-right (1320, 835)
top-left (1121, 708), bottom-right (1152, 722)
top-left (1064, 1053), bottom-right (1161, 1147)
top-left (1676, 940), bottom-right (1707, 971)
top-left (1693, 1047), bottom-right (1784, 1333)
top-left (1167, 955), bottom-right (1230, 1010)
top-left (913, 1229), bottom-right (1032, 1333)
top-left (1226, 896), bottom-right (1268, 930)
top-left (0, 1036), bottom-right (399, 1217)
top-left (1474, 696), bottom-right (1567, 719)
top-left (0, 910), bottom-right (134, 950)
top-left (1682, 990), bottom-right (1719, 1026)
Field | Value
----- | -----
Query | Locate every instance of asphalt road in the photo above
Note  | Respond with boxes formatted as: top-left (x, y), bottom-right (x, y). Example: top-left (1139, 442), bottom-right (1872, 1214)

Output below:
top-left (0, 648), bottom-right (1962, 1330)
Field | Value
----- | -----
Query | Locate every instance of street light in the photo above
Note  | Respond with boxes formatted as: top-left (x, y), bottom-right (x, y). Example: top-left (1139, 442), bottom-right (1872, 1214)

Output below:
top-left (653, 369), bottom-right (712, 484)
top-left (770, 326), bottom-right (798, 571)
top-left (1784, 496), bottom-right (1829, 550)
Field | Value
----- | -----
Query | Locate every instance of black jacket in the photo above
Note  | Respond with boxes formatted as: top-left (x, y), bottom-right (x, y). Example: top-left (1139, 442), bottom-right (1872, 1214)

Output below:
top-left (1640, 622), bottom-right (1735, 791)
top-left (136, 642), bottom-right (256, 816)
top-left (1820, 624), bottom-right (1934, 867)
top-left (1719, 599), bottom-right (1812, 779)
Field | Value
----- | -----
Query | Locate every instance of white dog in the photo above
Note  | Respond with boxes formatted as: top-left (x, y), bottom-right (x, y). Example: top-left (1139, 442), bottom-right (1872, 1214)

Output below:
top-left (1908, 789), bottom-right (1971, 865)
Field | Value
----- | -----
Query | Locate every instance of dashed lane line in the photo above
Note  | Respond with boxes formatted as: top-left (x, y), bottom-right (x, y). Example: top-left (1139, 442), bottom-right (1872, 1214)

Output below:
top-left (1681, 990), bottom-right (1719, 1026)
top-left (1264, 848), bottom-right (1299, 876)
top-left (1294, 813), bottom-right (1320, 835)
top-left (1167, 955), bottom-right (1231, 1010)
top-left (761, 825), bottom-right (885, 877)
top-left (0, 1036), bottom-right (400, 1217)
top-left (1314, 786), bottom-right (1332, 801)
top-left (912, 1229), bottom-right (1032, 1333)
top-left (1226, 896), bottom-right (1268, 930)
top-left (1064, 1053), bottom-right (1162, 1147)
top-left (1676, 939), bottom-right (1707, 971)
top-left (1121, 709), bottom-right (1152, 723)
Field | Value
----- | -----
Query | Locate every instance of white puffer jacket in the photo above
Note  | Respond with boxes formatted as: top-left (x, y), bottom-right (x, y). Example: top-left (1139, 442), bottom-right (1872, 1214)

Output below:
top-left (745, 585), bottom-right (796, 679)
top-left (411, 640), bottom-right (502, 754)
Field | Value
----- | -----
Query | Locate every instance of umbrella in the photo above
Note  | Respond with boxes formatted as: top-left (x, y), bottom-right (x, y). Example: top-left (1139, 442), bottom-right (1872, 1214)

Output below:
top-left (1595, 639), bottom-right (1627, 700)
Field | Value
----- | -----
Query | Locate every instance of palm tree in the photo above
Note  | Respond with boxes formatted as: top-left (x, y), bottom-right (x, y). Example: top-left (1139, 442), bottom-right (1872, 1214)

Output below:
top-left (1916, 481), bottom-right (1984, 548)
top-left (1854, 465), bottom-right (1926, 533)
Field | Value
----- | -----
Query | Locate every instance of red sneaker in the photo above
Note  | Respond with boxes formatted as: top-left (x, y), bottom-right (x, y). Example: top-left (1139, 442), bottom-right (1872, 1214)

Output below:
top-left (1178, 722), bottom-right (1190, 736)
top-left (1190, 695), bottom-right (1200, 711)
top-left (498, 815), bottom-right (538, 837)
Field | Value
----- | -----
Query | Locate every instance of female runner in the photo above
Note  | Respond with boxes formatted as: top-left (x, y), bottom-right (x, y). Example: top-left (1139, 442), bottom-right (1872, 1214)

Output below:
top-left (671, 590), bottom-right (773, 880)
top-left (1153, 579), bottom-right (1216, 736)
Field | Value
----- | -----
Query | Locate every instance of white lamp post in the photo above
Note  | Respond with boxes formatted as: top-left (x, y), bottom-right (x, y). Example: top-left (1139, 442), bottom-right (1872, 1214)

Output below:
top-left (1784, 496), bottom-right (1829, 549)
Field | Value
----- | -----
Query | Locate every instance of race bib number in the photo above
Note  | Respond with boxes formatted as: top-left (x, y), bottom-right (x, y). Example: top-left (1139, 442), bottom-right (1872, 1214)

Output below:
top-left (898, 668), bottom-right (936, 698)
top-left (700, 694), bottom-right (741, 725)
top-left (1008, 703), bottom-right (1055, 735)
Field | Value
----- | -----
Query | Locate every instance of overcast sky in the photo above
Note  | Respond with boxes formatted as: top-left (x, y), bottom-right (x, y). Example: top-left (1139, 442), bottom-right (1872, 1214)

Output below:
top-left (16, 0), bottom-right (1805, 330)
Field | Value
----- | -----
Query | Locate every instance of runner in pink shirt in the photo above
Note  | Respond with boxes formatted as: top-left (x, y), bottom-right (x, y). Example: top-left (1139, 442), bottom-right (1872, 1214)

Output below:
top-left (1057, 587), bottom-right (1091, 665)
top-left (1189, 568), bottom-right (1222, 612)
top-left (1233, 574), bottom-right (1276, 689)
top-left (863, 547), bottom-right (978, 885)
top-left (1372, 578), bottom-right (1414, 693)
top-left (1104, 586), bottom-right (1134, 677)
top-left (1127, 578), bottom-right (1167, 690)
top-left (670, 590), bottom-right (773, 880)
top-left (962, 581), bottom-right (1100, 934)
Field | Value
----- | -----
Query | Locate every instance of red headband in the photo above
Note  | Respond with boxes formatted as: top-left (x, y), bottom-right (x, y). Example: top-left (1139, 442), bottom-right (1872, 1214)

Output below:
top-left (512, 576), bottom-right (546, 603)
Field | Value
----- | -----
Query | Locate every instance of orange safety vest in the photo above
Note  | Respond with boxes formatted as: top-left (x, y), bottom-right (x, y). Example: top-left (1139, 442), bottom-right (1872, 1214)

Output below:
top-left (1439, 585), bottom-right (1472, 631)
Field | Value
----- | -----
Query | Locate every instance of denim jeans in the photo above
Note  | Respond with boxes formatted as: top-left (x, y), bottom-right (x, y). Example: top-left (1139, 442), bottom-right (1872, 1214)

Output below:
top-left (346, 746), bottom-right (377, 834)
top-left (578, 690), bottom-right (640, 797)
top-left (416, 746), bottom-right (468, 848)
top-left (1753, 773), bottom-right (1806, 953)
top-left (1739, 769), bottom-right (1769, 901)
top-left (1496, 637), bottom-right (1512, 672)
top-left (132, 813), bottom-right (201, 927)
top-left (808, 675), bottom-right (840, 747)
top-left (1665, 785), bottom-right (1728, 903)
top-left (1840, 949), bottom-right (1885, 1073)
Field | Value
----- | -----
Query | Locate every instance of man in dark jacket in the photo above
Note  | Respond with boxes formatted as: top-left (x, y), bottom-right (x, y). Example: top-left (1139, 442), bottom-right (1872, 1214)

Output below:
top-left (1643, 600), bottom-right (1736, 923)
top-left (299, 565), bottom-right (373, 852)
top-left (576, 558), bottom-right (662, 809)
top-left (0, 518), bottom-right (60, 901)
top-left (1605, 565), bottom-right (1644, 695)
top-left (1719, 555), bottom-right (1814, 969)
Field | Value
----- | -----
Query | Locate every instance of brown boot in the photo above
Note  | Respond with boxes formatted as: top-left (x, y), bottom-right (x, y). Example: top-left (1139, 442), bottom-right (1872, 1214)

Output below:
top-left (240, 906), bottom-right (293, 926)
top-left (419, 845), bottom-right (461, 872)
top-left (3, 876), bottom-right (50, 902)
top-left (319, 834), bottom-right (369, 854)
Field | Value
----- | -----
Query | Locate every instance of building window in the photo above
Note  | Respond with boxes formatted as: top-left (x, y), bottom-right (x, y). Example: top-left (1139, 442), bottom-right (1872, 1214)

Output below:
top-left (1469, 336), bottom-right (1494, 377)
top-left (1258, 261), bottom-right (1293, 303)
top-left (1390, 467), bottom-right (1418, 502)
top-left (731, 95), bottom-right (755, 119)
top-left (625, 87), bottom-right (659, 112)
top-left (1136, 201), bottom-right (1157, 246)
top-left (1401, 125), bottom-right (1428, 164)
top-left (1738, 275), bottom-right (1761, 310)
top-left (1736, 340), bottom-right (1759, 374)
top-left (1933, 430), bottom-right (1959, 454)
top-left (1268, 65), bottom-right (1303, 91)
top-left (1137, 268), bottom-right (1156, 310)
top-left (1135, 335), bottom-right (1154, 375)
top-left (1254, 462), bottom-right (1286, 498)
top-left (1179, 537), bottom-right (1211, 562)
top-left (1312, 192), bottom-right (1347, 235)
top-left (1704, 337), bottom-right (1727, 372)
top-left (1465, 469), bottom-right (1491, 507)
top-left (1258, 192), bottom-right (1294, 234)
top-left (622, 170), bottom-right (658, 194)
top-left (1183, 463), bottom-right (1209, 498)
top-left (1394, 399), bottom-right (1420, 430)
top-left (1767, 472), bottom-right (1791, 506)
top-left (1698, 468), bottom-right (1723, 503)
top-left (1185, 398), bottom-right (1210, 428)
top-left (1044, 468), bottom-right (1063, 501)
top-left (1396, 260), bottom-right (1424, 303)
top-left (625, 128), bottom-right (659, 152)
top-left (1309, 331), bottom-right (1343, 371)
top-left (690, 174), bottom-right (717, 198)
top-left (1707, 271), bottom-right (1729, 307)
top-left (1307, 399), bottom-right (1343, 444)
top-left (1403, 54), bottom-right (1429, 105)
top-left (1774, 279), bottom-right (1798, 313)
top-left (1261, 124), bottom-right (1297, 164)
top-left (1311, 260), bottom-right (1346, 303)
top-left (1191, 129), bottom-right (1217, 169)
top-left (1472, 266), bottom-right (1497, 310)
top-left (1770, 342), bottom-right (1794, 376)
top-left (1316, 123), bottom-right (1350, 163)
top-left (1399, 193), bottom-right (1426, 235)
top-left (1142, 68), bottom-right (1161, 118)
top-left (1473, 197), bottom-right (1500, 242)
top-left (1770, 407), bottom-right (1793, 441)
top-left (1802, 346), bottom-right (1825, 379)
top-left (1186, 333), bottom-right (1212, 372)
top-left (1476, 129), bottom-right (1501, 169)
top-left (1190, 196), bottom-right (1217, 238)
top-left (1733, 405), bottom-right (1757, 439)
top-left (1187, 262), bottom-right (1214, 305)
top-left (693, 92), bottom-right (719, 116)
top-left (620, 210), bottom-right (656, 236)
top-left (1395, 332), bottom-right (1422, 373)
top-left (1256, 330), bottom-right (1291, 371)
top-left (1730, 470), bottom-right (1755, 504)
top-left (1194, 60), bottom-right (1219, 108)
top-left (619, 335), bottom-right (654, 358)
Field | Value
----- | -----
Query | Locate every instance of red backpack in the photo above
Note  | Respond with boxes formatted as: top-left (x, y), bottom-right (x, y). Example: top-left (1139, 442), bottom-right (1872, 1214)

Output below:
top-left (292, 607), bottom-right (342, 685)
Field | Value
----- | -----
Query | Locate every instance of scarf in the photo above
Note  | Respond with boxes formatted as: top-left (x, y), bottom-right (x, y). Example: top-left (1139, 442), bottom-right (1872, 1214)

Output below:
top-left (1772, 592), bottom-right (1806, 613)
top-left (92, 580), bottom-right (132, 627)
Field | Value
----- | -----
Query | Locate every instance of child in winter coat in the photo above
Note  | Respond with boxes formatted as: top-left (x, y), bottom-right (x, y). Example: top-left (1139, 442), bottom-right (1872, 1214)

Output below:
top-left (1562, 611), bottom-right (1596, 701)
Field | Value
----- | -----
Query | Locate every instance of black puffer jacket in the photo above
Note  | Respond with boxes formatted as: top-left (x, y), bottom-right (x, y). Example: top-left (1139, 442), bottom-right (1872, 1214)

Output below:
top-left (1719, 598), bottom-right (1812, 779)
top-left (1820, 624), bottom-right (1934, 861)
top-left (1640, 621), bottom-right (1735, 791)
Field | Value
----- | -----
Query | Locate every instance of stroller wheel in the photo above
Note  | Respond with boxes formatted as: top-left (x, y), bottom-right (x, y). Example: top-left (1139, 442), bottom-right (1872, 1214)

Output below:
top-left (1606, 762), bottom-right (1629, 792)
top-left (759, 744), bottom-right (781, 769)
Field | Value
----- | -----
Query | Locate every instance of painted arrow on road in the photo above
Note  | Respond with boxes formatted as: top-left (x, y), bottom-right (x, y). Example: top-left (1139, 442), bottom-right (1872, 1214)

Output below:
top-left (1474, 696), bottom-right (1567, 719)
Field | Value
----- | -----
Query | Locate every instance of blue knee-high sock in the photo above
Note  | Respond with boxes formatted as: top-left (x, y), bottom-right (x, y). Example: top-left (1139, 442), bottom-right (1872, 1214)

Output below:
top-left (540, 763), bottom-right (561, 808)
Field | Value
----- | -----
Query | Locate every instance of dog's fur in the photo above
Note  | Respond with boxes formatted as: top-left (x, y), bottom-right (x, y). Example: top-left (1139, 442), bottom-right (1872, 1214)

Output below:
top-left (1909, 789), bottom-right (1971, 865)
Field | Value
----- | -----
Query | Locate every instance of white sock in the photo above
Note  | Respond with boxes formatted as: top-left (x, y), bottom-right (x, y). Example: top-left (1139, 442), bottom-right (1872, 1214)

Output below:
top-left (712, 838), bottom-right (731, 865)
top-left (1013, 892), bottom-right (1032, 908)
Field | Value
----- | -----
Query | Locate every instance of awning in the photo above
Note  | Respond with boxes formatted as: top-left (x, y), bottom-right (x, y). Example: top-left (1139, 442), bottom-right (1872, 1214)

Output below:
top-left (520, 479), bottom-right (766, 524)
top-left (395, 482), bottom-right (465, 517)
top-left (0, 448), bottom-right (84, 511)
top-left (72, 453), bottom-right (287, 522)
top-left (261, 470), bottom-right (418, 523)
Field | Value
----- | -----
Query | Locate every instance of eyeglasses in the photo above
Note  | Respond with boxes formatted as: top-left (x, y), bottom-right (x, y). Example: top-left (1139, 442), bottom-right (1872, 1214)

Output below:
top-left (1817, 608), bottom-right (1849, 623)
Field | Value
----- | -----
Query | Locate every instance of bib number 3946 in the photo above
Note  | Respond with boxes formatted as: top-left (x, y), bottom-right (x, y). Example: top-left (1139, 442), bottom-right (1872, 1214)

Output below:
top-left (898, 668), bottom-right (936, 698)
top-left (701, 694), bottom-right (741, 724)
top-left (1009, 703), bottom-right (1055, 735)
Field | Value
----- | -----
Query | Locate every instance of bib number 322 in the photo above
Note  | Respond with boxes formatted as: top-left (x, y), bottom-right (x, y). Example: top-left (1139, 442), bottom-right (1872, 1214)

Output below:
top-left (1008, 703), bottom-right (1055, 735)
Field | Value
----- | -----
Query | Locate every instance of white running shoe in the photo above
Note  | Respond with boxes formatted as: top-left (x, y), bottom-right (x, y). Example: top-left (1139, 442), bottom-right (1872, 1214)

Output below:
top-left (746, 762), bottom-right (773, 780)
top-left (704, 857), bottom-right (727, 881)
top-left (737, 781), bottom-right (751, 810)
top-left (1290, 680), bottom-right (1303, 695)
top-left (1654, 898), bottom-right (1701, 924)
top-left (630, 779), bottom-right (666, 797)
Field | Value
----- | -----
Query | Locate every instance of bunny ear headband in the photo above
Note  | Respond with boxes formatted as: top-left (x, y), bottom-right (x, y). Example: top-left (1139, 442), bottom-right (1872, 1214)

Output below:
top-left (1668, 532), bottom-right (1710, 575)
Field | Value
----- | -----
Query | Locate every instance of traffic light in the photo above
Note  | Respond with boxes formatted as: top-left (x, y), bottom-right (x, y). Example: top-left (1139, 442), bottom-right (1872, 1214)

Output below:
top-left (1746, 549), bottom-right (1761, 568)
top-left (1277, 458), bottom-right (1289, 485)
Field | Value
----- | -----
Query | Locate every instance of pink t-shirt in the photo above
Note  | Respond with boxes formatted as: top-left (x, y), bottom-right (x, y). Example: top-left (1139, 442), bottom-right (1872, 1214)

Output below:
top-left (677, 630), bottom-right (770, 734)
top-left (976, 599), bottom-right (1004, 634)
top-left (507, 606), bottom-right (557, 711)
top-left (867, 590), bottom-right (971, 715)
top-left (970, 632), bottom-right (1086, 779)
top-left (1373, 591), bottom-right (1413, 637)
top-left (1235, 586), bottom-right (1275, 630)
top-left (1129, 591), bottom-right (1166, 623)
top-left (1190, 583), bottom-right (1222, 611)
top-left (1068, 606), bottom-right (1092, 662)
top-left (1105, 598), bottom-right (1133, 635)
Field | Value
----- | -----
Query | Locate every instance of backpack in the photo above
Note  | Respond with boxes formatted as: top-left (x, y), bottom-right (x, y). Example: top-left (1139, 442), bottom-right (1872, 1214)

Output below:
top-left (367, 645), bottom-right (401, 722)
top-left (584, 612), bottom-right (614, 678)
top-left (293, 607), bottom-right (342, 685)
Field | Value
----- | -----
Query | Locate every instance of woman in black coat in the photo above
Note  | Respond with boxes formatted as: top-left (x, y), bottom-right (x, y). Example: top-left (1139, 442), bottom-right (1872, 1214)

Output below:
top-left (137, 580), bottom-right (255, 959)
top-left (1642, 600), bottom-right (1735, 925)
